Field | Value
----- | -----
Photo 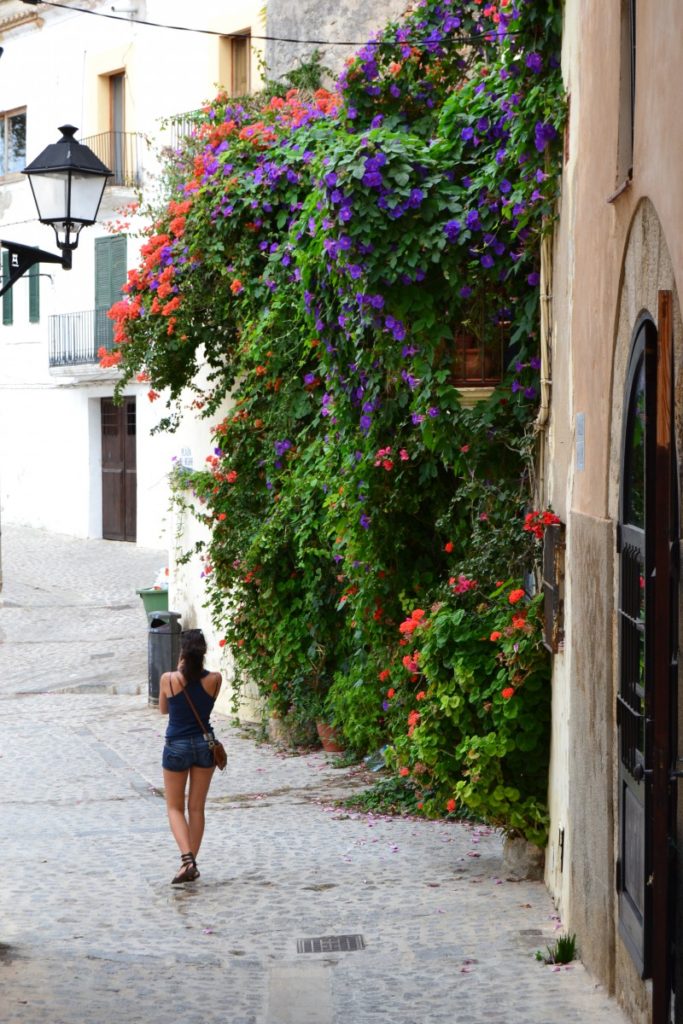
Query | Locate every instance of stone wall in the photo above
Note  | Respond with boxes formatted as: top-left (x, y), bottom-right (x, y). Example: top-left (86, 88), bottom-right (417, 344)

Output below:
top-left (265, 0), bottom-right (408, 84)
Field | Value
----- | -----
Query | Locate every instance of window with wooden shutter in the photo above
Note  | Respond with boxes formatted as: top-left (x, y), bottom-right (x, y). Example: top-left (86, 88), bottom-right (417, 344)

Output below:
top-left (95, 235), bottom-right (127, 349)
top-left (541, 521), bottom-right (565, 653)
top-left (2, 251), bottom-right (13, 325)
top-left (28, 263), bottom-right (39, 323)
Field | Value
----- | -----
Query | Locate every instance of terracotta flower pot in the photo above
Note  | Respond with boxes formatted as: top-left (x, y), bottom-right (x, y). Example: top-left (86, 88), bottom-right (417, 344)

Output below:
top-left (316, 721), bottom-right (345, 752)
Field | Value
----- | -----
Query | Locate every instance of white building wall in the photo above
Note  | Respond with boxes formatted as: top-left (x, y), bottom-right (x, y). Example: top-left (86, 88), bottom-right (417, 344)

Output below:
top-left (0, 0), bottom-right (264, 551)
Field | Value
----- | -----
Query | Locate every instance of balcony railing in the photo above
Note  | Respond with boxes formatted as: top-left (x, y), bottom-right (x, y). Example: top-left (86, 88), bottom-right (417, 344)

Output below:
top-left (167, 109), bottom-right (204, 151)
top-left (79, 131), bottom-right (142, 187)
top-left (49, 308), bottom-right (114, 367)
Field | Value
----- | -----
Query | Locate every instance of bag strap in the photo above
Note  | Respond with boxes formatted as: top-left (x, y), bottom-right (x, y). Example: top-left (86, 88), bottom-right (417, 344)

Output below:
top-left (177, 674), bottom-right (211, 738)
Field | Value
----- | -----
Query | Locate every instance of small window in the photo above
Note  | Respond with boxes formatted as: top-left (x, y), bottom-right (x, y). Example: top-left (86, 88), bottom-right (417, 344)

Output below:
top-left (231, 34), bottom-right (251, 96)
top-left (616, 0), bottom-right (636, 183)
top-left (0, 108), bottom-right (27, 177)
top-left (219, 32), bottom-right (251, 97)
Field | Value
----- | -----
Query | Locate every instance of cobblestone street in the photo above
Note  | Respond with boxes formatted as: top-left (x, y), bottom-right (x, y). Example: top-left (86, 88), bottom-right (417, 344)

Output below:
top-left (0, 525), bottom-right (630, 1024)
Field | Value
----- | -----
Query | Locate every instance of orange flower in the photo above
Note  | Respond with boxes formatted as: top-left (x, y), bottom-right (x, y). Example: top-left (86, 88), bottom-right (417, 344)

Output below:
top-left (446, 798), bottom-right (457, 813)
top-left (378, 669), bottom-right (390, 682)
top-left (508, 588), bottom-right (525, 604)
top-left (489, 631), bottom-right (502, 641)
top-left (399, 618), bottom-right (417, 635)
top-left (387, 688), bottom-right (395, 698)
top-left (416, 691), bottom-right (426, 701)
top-left (219, 639), bottom-right (227, 647)
top-left (444, 541), bottom-right (454, 553)
top-left (399, 767), bottom-right (410, 777)
top-left (502, 687), bottom-right (515, 699)
top-left (226, 470), bottom-right (238, 483)
top-left (147, 389), bottom-right (160, 402)
top-left (230, 279), bottom-right (243, 295)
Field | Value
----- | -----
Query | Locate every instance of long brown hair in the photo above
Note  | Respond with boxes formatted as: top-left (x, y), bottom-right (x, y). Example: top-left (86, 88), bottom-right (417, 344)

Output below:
top-left (180, 629), bottom-right (207, 683)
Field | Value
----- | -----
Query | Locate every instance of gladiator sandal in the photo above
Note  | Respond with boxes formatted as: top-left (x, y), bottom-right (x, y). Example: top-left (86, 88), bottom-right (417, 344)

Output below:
top-left (171, 852), bottom-right (199, 884)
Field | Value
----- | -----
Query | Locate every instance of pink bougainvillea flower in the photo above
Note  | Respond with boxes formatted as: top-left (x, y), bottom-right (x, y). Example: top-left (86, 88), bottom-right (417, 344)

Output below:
top-left (399, 448), bottom-right (409, 461)
top-left (411, 609), bottom-right (426, 622)
top-left (147, 389), bottom-right (160, 402)
top-left (508, 588), bottom-right (525, 604)
top-left (402, 652), bottom-right (420, 673)
top-left (399, 618), bottom-right (418, 635)
top-left (452, 574), bottom-right (477, 594)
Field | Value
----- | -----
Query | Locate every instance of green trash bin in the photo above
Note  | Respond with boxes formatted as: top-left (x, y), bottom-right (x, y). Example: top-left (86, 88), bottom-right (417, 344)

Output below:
top-left (137, 587), bottom-right (169, 616)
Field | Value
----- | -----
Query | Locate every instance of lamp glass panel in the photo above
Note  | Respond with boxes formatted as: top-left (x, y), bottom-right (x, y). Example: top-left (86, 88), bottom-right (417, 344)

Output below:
top-left (69, 173), bottom-right (107, 223)
top-left (28, 171), bottom-right (69, 222)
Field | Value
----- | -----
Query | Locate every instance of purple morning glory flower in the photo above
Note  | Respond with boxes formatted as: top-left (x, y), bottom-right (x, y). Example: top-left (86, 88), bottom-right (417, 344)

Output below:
top-left (527, 271), bottom-right (540, 286)
top-left (360, 513), bottom-right (371, 529)
top-left (524, 386), bottom-right (538, 400)
top-left (427, 407), bottom-right (439, 418)
top-left (411, 412), bottom-right (425, 425)
top-left (459, 285), bottom-right (473, 298)
top-left (360, 415), bottom-right (372, 432)
top-left (481, 254), bottom-right (495, 268)
top-left (511, 380), bottom-right (522, 394)
top-left (303, 372), bottom-right (316, 386)
top-left (461, 126), bottom-right (474, 142)
top-left (534, 121), bottom-right (558, 152)
top-left (530, 356), bottom-right (542, 370)
top-left (444, 219), bottom-right (461, 243)
top-left (499, 179), bottom-right (512, 194)
top-left (465, 210), bottom-right (480, 230)
top-left (526, 52), bottom-right (543, 73)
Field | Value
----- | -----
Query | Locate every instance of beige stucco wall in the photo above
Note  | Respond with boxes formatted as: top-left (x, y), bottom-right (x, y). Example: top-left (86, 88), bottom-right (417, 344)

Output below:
top-left (548, 1), bottom-right (683, 1018)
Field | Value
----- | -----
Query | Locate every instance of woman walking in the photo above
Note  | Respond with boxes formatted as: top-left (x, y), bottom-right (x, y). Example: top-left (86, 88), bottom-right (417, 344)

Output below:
top-left (159, 629), bottom-right (222, 884)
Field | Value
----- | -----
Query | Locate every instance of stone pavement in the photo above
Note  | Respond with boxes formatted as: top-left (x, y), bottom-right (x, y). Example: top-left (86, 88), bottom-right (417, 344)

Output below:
top-left (0, 525), bottom-right (631, 1024)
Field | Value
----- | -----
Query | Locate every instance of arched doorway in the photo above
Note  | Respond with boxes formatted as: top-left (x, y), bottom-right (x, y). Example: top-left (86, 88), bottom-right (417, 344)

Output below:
top-left (617, 294), bottom-right (678, 1021)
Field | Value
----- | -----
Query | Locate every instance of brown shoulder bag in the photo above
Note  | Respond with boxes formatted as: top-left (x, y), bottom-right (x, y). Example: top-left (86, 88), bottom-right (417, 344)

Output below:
top-left (178, 676), bottom-right (228, 771)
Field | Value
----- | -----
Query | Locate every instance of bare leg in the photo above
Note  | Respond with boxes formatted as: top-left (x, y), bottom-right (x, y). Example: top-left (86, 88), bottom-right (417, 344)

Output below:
top-left (163, 768), bottom-right (191, 854)
top-left (188, 764), bottom-right (215, 858)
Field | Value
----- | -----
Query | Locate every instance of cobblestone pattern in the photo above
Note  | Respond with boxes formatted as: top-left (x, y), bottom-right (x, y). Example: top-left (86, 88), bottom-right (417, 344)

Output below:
top-left (0, 524), bottom-right (165, 694)
top-left (0, 527), bottom-right (631, 1024)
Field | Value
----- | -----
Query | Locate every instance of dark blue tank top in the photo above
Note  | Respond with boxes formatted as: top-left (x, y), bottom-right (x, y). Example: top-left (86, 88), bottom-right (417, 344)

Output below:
top-left (165, 671), bottom-right (217, 740)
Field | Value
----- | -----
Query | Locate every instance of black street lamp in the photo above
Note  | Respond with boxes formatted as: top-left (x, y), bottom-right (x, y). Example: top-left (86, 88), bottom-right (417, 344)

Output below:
top-left (0, 125), bottom-right (111, 297)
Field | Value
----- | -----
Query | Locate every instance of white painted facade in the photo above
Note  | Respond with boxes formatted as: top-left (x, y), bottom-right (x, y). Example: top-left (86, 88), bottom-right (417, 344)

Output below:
top-left (0, 0), bottom-right (263, 550)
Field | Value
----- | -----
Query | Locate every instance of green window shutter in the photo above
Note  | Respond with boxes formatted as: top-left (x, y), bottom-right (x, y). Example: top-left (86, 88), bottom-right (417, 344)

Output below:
top-left (95, 235), bottom-right (127, 307)
top-left (29, 263), bottom-right (39, 323)
top-left (2, 252), bottom-right (13, 325)
top-left (95, 235), bottom-right (127, 347)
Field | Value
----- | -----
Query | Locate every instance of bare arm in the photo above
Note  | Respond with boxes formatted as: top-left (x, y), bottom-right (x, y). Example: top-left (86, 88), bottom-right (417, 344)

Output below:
top-left (159, 671), bottom-right (171, 715)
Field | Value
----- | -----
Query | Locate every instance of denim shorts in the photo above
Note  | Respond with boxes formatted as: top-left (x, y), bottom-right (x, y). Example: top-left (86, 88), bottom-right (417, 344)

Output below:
top-left (162, 735), bottom-right (215, 772)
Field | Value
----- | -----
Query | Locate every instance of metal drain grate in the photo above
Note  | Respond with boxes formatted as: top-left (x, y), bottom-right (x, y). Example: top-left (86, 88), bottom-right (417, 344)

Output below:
top-left (297, 934), bottom-right (366, 954)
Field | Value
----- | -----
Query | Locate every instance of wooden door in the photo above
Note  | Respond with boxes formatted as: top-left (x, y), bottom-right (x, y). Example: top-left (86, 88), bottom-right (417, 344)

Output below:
top-left (617, 302), bottom-right (678, 1023)
top-left (101, 396), bottom-right (136, 542)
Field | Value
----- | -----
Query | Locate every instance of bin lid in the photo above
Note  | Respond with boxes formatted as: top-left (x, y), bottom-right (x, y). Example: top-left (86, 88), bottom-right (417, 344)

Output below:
top-left (148, 610), bottom-right (182, 630)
